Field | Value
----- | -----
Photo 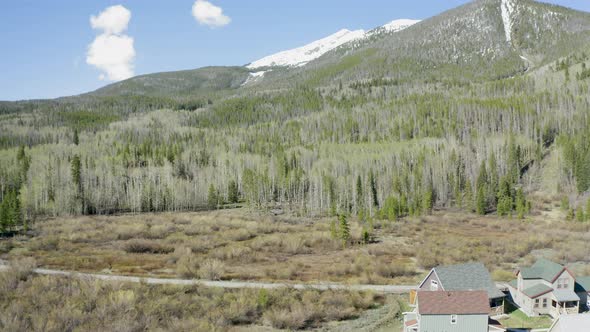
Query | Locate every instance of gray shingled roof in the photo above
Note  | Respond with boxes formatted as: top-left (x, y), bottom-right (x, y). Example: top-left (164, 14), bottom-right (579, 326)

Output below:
top-left (519, 258), bottom-right (565, 282)
top-left (522, 284), bottom-right (553, 298)
top-left (433, 262), bottom-right (505, 299)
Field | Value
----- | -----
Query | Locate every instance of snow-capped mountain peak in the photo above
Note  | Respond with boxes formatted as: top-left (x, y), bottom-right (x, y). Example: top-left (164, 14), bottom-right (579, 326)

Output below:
top-left (377, 19), bottom-right (422, 34)
top-left (246, 29), bottom-right (366, 69)
top-left (246, 19), bottom-right (419, 70)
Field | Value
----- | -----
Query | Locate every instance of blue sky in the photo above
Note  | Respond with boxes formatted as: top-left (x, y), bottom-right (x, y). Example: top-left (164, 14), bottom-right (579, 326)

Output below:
top-left (0, 0), bottom-right (589, 101)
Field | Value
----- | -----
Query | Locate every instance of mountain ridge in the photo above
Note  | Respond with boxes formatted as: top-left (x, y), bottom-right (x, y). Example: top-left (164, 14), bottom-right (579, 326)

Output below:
top-left (246, 19), bottom-right (420, 70)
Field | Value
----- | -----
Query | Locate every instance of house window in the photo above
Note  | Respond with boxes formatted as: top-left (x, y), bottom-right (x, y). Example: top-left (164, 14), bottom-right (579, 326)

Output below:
top-left (450, 314), bottom-right (457, 324)
top-left (534, 299), bottom-right (540, 308)
top-left (431, 280), bottom-right (439, 291)
top-left (543, 299), bottom-right (548, 308)
top-left (557, 278), bottom-right (569, 289)
top-left (552, 300), bottom-right (557, 308)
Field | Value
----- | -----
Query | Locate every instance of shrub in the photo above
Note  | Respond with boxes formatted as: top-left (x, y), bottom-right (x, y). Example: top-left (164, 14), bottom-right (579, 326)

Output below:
top-left (282, 236), bottom-right (311, 255)
top-left (492, 269), bottom-right (515, 282)
top-left (176, 248), bottom-right (199, 278)
top-left (263, 304), bottom-right (309, 330)
top-left (122, 239), bottom-right (174, 254)
top-left (376, 263), bottom-right (415, 278)
top-left (11, 257), bottom-right (37, 281)
top-left (28, 236), bottom-right (59, 251)
top-left (0, 257), bottom-right (37, 293)
top-left (198, 259), bottom-right (225, 280)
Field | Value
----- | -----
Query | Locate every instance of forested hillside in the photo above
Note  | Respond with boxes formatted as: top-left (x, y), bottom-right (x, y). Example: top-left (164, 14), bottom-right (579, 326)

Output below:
top-left (2, 0), bottom-right (590, 231)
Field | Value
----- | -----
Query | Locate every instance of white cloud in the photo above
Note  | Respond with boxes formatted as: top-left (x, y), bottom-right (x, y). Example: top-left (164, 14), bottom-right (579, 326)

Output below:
top-left (192, 0), bottom-right (231, 28)
top-left (86, 5), bottom-right (135, 81)
top-left (90, 5), bottom-right (131, 35)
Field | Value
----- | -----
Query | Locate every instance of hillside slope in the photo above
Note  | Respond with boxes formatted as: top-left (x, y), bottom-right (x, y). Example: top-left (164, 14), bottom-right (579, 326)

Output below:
top-left (255, 0), bottom-right (590, 88)
top-left (88, 66), bottom-right (249, 98)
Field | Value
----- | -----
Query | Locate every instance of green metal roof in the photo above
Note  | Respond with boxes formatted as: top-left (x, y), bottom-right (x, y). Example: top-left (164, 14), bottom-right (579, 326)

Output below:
top-left (575, 276), bottom-right (590, 292)
top-left (522, 284), bottom-right (553, 298)
top-left (553, 289), bottom-right (580, 302)
top-left (519, 258), bottom-right (564, 282)
top-left (434, 262), bottom-right (505, 299)
top-left (509, 279), bottom-right (518, 289)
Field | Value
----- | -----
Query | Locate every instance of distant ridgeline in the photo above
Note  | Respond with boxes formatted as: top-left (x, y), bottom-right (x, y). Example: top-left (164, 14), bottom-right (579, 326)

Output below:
top-left (2, 0), bottom-right (590, 225)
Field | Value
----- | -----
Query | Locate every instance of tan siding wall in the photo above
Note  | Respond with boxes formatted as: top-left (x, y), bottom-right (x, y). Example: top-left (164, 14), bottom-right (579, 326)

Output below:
top-left (419, 271), bottom-right (442, 292)
top-left (552, 270), bottom-right (575, 290)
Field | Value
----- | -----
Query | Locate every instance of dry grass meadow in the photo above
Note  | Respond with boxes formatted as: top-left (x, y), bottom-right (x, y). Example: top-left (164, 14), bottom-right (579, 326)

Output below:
top-left (0, 260), bottom-right (407, 331)
top-left (2, 205), bottom-right (590, 285)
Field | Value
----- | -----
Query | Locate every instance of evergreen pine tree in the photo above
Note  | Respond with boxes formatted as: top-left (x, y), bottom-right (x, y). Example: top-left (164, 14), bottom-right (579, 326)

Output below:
top-left (207, 184), bottom-right (219, 209)
top-left (71, 155), bottom-right (84, 213)
top-left (0, 199), bottom-right (8, 233)
top-left (464, 179), bottom-right (474, 212)
top-left (476, 160), bottom-right (488, 190)
top-left (16, 145), bottom-right (26, 162)
top-left (515, 188), bottom-right (527, 219)
top-left (16, 145), bottom-right (30, 186)
top-left (422, 189), bottom-right (434, 215)
top-left (71, 155), bottom-right (82, 194)
top-left (362, 227), bottom-right (370, 245)
top-left (488, 154), bottom-right (499, 205)
top-left (356, 175), bottom-right (363, 212)
top-left (475, 161), bottom-right (488, 215)
top-left (369, 170), bottom-right (379, 208)
top-left (5, 190), bottom-right (21, 230)
top-left (338, 214), bottom-right (350, 247)
top-left (73, 128), bottom-right (79, 145)
top-left (508, 138), bottom-right (522, 183)
top-left (476, 186), bottom-right (486, 215)
top-left (228, 180), bottom-right (239, 204)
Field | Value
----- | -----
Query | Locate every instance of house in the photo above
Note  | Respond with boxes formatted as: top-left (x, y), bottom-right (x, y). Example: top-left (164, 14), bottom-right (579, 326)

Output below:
top-left (574, 276), bottom-right (590, 312)
top-left (508, 258), bottom-right (580, 318)
top-left (403, 290), bottom-right (506, 332)
top-left (416, 262), bottom-right (506, 316)
top-left (548, 314), bottom-right (590, 332)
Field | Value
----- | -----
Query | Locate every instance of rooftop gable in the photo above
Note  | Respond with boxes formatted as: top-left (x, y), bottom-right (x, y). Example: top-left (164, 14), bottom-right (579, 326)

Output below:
top-left (519, 258), bottom-right (566, 282)
top-left (417, 290), bottom-right (490, 315)
top-left (432, 262), bottom-right (505, 299)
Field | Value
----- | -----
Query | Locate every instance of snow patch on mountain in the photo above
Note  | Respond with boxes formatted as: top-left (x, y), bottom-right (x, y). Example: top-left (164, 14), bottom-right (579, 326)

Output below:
top-left (369, 19), bottom-right (421, 36)
top-left (241, 71), bottom-right (267, 86)
top-left (247, 29), bottom-right (365, 69)
top-left (501, 0), bottom-right (516, 43)
top-left (247, 19), bottom-right (419, 69)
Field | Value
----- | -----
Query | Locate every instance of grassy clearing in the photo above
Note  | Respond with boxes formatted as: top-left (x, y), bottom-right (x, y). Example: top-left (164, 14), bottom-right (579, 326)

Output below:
top-left (499, 305), bottom-right (553, 330)
top-left (0, 260), bottom-right (396, 331)
top-left (2, 207), bottom-right (590, 285)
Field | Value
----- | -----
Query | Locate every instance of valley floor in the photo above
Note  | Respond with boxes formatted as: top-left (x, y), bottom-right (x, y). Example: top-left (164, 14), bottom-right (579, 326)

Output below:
top-left (2, 205), bottom-right (590, 286)
top-left (1, 204), bottom-right (589, 331)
